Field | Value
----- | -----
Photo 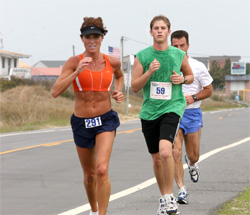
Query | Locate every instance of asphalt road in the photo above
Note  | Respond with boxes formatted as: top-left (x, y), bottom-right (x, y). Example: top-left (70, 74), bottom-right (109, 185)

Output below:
top-left (0, 108), bottom-right (249, 215)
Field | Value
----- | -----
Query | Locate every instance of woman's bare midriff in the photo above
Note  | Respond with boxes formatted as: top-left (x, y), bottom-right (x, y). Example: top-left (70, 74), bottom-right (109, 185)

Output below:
top-left (74, 91), bottom-right (112, 118)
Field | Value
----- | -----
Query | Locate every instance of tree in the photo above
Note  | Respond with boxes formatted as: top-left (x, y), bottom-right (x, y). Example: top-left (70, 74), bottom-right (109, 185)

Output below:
top-left (223, 58), bottom-right (231, 75)
top-left (210, 60), bottom-right (225, 89)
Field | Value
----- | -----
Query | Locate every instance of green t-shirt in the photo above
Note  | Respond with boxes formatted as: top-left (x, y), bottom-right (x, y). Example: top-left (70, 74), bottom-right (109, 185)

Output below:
top-left (136, 46), bottom-right (186, 120)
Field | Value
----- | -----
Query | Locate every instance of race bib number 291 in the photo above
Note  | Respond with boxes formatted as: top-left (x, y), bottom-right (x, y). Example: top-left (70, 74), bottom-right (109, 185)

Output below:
top-left (150, 81), bottom-right (172, 100)
top-left (85, 117), bottom-right (102, 128)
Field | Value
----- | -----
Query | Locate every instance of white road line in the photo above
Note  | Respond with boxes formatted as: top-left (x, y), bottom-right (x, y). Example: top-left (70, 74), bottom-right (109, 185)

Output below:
top-left (0, 119), bottom-right (139, 138)
top-left (0, 127), bottom-right (71, 137)
top-left (58, 137), bottom-right (250, 215)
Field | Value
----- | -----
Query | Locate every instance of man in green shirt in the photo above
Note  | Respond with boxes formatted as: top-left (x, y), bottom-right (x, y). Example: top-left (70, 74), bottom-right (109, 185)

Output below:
top-left (132, 15), bottom-right (193, 215)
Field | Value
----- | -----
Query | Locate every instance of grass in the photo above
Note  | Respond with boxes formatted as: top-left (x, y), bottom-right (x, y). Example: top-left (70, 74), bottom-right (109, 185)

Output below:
top-left (0, 85), bottom-right (74, 133)
top-left (215, 186), bottom-right (250, 215)
top-left (0, 85), bottom-right (144, 133)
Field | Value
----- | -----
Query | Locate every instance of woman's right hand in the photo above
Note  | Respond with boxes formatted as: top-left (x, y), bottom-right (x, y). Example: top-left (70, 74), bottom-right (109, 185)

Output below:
top-left (75, 57), bottom-right (93, 75)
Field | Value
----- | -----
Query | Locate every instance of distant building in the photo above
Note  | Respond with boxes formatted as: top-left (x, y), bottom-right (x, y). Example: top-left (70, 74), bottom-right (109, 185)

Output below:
top-left (208, 56), bottom-right (241, 68)
top-left (0, 50), bottom-right (31, 79)
top-left (31, 67), bottom-right (62, 82)
top-left (225, 74), bottom-right (250, 101)
top-left (192, 55), bottom-right (249, 100)
top-left (192, 57), bottom-right (209, 69)
top-left (192, 55), bottom-right (241, 70)
top-left (31, 60), bottom-right (65, 81)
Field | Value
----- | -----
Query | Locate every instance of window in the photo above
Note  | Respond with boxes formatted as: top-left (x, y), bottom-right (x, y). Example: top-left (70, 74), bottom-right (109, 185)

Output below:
top-left (8, 58), bottom-right (11, 68)
top-left (14, 58), bottom-right (17, 67)
top-left (2, 57), bottom-right (5, 68)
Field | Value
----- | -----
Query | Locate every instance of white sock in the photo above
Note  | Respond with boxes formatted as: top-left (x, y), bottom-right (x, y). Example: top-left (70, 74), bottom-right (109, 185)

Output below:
top-left (90, 210), bottom-right (98, 215)
top-left (163, 193), bottom-right (173, 200)
top-left (190, 163), bottom-right (197, 168)
top-left (179, 186), bottom-right (186, 191)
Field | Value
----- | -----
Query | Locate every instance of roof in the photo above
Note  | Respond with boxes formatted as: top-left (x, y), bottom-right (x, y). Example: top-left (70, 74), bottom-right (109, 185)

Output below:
top-left (225, 74), bottom-right (250, 81)
top-left (32, 60), bottom-right (66, 68)
top-left (209, 55), bottom-right (241, 61)
top-left (31, 67), bottom-right (62, 76)
top-left (0, 50), bottom-right (30, 58)
top-left (192, 57), bottom-right (209, 61)
top-left (18, 60), bottom-right (31, 68)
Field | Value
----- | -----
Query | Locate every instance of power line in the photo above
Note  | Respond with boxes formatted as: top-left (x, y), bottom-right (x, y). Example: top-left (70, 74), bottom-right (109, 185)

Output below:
top-left (38, 46), bottom-right (72, 60)
top-left (122, 36), bottom-right (150, 46)
top-left (121, 36), bottom-right (250, 59)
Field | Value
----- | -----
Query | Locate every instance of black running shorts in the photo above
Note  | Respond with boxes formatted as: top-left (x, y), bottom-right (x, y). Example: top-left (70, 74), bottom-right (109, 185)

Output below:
top-left (141, 112), bottom-right (181, 154)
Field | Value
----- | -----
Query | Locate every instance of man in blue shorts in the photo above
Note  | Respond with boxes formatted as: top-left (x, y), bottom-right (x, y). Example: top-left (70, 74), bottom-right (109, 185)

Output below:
top-left (132, 15), bottom-right (194, 215)
top-left (171, 30), bottom-right (213, 204)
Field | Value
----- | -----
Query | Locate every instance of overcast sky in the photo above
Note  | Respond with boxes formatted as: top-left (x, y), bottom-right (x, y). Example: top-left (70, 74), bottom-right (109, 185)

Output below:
top-left (1, 0), bottom-right (250, 65)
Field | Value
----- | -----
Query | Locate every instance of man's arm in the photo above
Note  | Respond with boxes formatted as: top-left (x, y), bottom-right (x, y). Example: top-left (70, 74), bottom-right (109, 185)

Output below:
top-left (181, 55), bottom-right (194, 84)
top-left (131, 57), bottom-right (160, 93)
top-left (186, 84), bottom-right (213, 105)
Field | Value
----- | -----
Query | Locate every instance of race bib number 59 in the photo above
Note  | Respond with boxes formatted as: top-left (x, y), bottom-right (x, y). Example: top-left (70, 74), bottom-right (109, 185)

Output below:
top-left (150, 81), bottom-right (172, 100)
top-left (85, 117), bottom-right (102, 128)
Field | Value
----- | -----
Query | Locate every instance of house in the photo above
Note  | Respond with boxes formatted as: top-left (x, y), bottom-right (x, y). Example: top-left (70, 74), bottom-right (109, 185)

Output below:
top-left (30, 60), bottom-right (65, 81)
top-left (31, 67), bottom-right (63, 82)
top-left (208, 56), bottom-right (241, 68)
top-left (225, 74), bottom-right (250, 102)
top-left (192, 57), bottom-right (210, 69)
top-left (0, 50), bottom-right (31, 79)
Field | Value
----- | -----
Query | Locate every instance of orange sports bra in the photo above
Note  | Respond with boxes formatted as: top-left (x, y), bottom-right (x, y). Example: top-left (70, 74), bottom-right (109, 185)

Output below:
top-left (73, 54), bottom-right (113, 92)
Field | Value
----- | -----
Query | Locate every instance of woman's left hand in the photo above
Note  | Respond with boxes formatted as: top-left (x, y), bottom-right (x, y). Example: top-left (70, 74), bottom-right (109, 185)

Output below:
top-left (112, 90), bottom-right (124, 103)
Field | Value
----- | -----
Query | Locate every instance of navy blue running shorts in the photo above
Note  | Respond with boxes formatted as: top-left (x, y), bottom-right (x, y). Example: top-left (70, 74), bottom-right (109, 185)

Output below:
top-left (71, 109), bottom-right (120, 148)
top-left (180, 107), bottom-right (203, 135)
top-left (141, 112), bottom-right (181, 154)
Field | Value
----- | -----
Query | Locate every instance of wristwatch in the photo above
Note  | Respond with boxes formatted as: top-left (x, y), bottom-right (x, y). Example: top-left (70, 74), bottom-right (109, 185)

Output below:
top-left (192, 95), bottom-right (198, 102)
top-left (182, 76), bottom-right (187, 84)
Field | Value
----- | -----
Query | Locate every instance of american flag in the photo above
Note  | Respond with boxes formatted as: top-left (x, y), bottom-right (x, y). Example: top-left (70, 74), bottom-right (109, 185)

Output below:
top-left (108, 46), bottom-right (120, 59)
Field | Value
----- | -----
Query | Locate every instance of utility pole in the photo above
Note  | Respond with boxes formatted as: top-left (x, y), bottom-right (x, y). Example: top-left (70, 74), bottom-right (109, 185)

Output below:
top-left (120, 36), bottom-right (124, 71)
top-left (0, 33), bottom-right (3, 49)
top-left (126, 57), bottom-right (131, 115)
top-left (121, 36), bottom-right (130, 115)
top-left (120, 36), bottom-right (149, 115)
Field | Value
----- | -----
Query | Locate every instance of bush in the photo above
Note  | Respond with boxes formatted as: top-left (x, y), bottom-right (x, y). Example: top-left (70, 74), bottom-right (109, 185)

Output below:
top-left (230, 91), bottom-right (243, 101)
top-left (0, 77), bottom-right (35, 92)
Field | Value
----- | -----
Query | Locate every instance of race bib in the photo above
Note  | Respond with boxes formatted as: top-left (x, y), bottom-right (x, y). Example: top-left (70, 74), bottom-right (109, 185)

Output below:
top-left (85, 116), bottom-right (102, 128)
top-left (150, 81), bottom-right (172, 100)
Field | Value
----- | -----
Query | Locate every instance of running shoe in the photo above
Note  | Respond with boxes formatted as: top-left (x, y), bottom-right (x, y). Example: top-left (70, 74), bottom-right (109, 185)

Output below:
top-left (177, 186), bottom-right (188, 204)
top-left (166, 196), bottom-right (180, 215)
top-left (185, 155), bottom-right (200, 183)
top-left (157, 197), bottom-right (167, 215)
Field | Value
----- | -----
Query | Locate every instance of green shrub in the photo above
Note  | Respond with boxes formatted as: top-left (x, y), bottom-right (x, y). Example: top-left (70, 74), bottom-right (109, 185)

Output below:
top-left (0, 77), bottom-right (35, 92)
